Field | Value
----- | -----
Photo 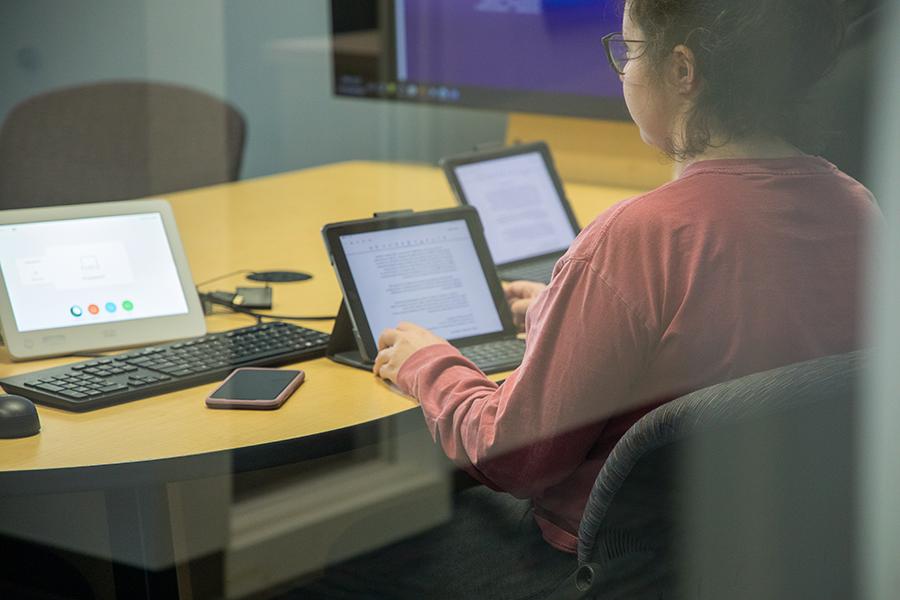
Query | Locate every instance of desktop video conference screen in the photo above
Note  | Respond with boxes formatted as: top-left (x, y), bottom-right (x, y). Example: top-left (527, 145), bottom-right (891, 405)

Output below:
top-left (0, 213), bottom-right (189, 333)
top-left (331, 0), bottom-right (628, 119)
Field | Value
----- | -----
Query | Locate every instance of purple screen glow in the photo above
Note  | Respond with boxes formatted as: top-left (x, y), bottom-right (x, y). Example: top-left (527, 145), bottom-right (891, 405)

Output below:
top-left (401, 0), bottom-right (624, 99)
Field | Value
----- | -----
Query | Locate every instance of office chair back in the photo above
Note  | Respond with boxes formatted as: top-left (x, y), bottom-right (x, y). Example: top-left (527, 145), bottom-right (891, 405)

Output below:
top-left (558, 350), bottom-right (863, 599)
top-left (0, 80), bottom-right (245, 209)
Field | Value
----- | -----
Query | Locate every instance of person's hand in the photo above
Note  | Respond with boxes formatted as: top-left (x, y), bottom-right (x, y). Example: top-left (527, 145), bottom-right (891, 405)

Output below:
top-left (374, 322), bottom-right (450, 384)
top-left (502, 280), bottom-right (548, 330)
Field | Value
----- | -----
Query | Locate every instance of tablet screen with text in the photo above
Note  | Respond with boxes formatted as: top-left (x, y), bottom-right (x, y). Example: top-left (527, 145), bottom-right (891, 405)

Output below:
top-left (453, 151), bottom-right (577, 264)
top-left (339, 219), bottom-right (504, 344)
top-left (0, 213), bottom-right (190, 333)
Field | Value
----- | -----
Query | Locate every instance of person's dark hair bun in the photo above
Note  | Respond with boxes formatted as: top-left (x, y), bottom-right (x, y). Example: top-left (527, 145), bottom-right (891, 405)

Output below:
top-left (627, 0), bottom-right (845, 158)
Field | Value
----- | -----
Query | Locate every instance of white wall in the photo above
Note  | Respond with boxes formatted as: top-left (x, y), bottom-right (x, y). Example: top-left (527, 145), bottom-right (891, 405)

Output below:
top-left (0, 0), bottom-right (149, 116)
top-left (0, 0), bottom-right (507, 180)
top-left (222, 0), bottom-right (507, 177)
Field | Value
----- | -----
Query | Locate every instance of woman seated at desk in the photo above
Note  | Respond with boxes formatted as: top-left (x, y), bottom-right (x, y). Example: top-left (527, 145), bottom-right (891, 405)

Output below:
top-left (303, 0), bottom-right (880, 597)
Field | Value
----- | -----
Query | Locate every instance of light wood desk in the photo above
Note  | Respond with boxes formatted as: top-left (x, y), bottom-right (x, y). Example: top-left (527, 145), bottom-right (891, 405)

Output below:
top-left (0, 161), bottom-right (643, 598)
top-left (0, 160), bottom-right (641, 475)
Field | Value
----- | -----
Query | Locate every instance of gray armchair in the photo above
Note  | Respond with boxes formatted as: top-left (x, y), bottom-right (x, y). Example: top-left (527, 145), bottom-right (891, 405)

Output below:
top-left (0, 80), bottom-right (245, 209)
top-left (551, 350), bottom-right (862, 599)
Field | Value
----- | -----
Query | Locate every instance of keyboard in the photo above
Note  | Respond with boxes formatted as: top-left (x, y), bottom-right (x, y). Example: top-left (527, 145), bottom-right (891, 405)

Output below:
top-left (458, 339), bottom-right (526, 374)
top-left (0, 322), bottom-right (330, 412)
top-left (498, 258), bottom-right (557, 284)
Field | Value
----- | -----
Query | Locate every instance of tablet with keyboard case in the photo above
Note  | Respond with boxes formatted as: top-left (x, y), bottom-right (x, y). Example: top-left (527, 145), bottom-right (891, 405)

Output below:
top-left (441, 142), bottom-right (579, 284)
top-left (322, 207), bottom-right (526, 374)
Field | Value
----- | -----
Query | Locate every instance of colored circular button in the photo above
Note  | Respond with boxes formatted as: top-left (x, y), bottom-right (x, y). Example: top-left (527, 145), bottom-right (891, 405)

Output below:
top-left (105, 302), bottom-right (117, 313)
top-left (122, 300), bottom-right (134, 311)
top-left (70, 305), bottom-right (83, 317)
top-left (87, 304), bottom-right (100, 315)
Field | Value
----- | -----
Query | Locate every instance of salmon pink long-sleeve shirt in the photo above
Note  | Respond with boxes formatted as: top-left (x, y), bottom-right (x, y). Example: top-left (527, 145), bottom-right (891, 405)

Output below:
top-left (395, 156), bottom-right (879, 553)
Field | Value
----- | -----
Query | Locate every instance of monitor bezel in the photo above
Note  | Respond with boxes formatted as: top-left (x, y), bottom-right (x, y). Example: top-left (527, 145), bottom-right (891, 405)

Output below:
top-left (0, 199), bottom-right (206, 360)
top-left (440, 141), bottom-right (581, 268)
top-left (322, 206), bottom-right (518, 362)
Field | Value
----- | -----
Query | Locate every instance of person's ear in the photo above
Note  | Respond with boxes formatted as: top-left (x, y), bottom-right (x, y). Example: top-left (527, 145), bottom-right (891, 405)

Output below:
top-left (668, 44), bottom-right (698, 96)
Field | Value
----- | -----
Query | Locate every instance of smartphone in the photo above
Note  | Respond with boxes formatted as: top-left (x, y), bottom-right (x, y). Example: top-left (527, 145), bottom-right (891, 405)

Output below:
top-left (205, 367), bottom-right (305, 409)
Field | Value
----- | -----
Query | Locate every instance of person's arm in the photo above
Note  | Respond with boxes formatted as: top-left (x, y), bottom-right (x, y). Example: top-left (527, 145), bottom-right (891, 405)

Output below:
top-left (393, 257), bottom-right (651, 498)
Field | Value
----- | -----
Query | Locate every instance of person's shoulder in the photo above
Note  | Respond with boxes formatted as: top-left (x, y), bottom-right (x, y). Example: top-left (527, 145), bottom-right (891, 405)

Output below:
top-left (566, 175), bottom-right (702, 262)
top-left (820, 160), bottom-right (879, 206)
top-left (765, 155), bottom-right (881, 215)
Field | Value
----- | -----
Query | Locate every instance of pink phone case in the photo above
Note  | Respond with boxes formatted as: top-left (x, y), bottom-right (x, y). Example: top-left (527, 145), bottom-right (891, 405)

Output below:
top-left (205, 368), bottom-right (305, 410)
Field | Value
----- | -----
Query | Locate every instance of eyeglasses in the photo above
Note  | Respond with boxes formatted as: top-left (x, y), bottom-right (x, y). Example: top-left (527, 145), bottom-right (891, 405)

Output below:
top-left (602, 32), bottom-right (647, 76)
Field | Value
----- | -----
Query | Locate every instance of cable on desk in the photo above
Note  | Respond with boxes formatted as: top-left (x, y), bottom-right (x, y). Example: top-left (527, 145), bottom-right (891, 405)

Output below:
top-left (198, 291), bottom-right (335, 322)
top-left (195, 269), bottom-right (256, 288)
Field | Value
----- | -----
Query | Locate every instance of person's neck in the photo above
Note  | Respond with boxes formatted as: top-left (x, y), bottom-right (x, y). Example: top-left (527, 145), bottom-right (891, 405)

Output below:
top-left (673, 135), bottom-right (805, 178)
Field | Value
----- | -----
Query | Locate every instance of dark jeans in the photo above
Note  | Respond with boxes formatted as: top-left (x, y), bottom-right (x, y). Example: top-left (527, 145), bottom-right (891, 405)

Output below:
top-left (288, 486), bottom-right (575, 599)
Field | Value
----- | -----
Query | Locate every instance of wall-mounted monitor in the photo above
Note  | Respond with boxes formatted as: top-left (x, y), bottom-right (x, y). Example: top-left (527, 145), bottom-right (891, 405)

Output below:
top-left (331, 0), bottom-right (629, 120)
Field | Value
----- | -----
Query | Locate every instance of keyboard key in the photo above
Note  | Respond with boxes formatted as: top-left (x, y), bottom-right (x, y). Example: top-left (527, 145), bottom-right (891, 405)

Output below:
top-left (98, 383), bottom-right (128, 393)
top-left (35, 383), bottom-right (65, 393)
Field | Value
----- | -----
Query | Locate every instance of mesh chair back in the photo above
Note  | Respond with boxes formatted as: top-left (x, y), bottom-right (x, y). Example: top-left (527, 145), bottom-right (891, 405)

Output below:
top-left (0, 80), bottom-right (245, 209)
top-left (576, 351), bottom-right (862, 598)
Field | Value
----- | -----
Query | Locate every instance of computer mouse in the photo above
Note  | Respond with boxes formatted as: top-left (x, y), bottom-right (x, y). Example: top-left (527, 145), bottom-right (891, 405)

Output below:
top-left (0, 394), bottom-right (41, 438)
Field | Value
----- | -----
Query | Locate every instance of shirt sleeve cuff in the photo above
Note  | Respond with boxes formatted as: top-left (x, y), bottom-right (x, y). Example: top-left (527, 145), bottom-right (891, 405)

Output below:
top-left (395, 343), bottom-right (466, 396)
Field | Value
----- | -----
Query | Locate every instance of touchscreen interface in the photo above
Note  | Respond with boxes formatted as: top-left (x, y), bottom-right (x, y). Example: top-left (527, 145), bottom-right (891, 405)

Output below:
top-left (339, 219), bottom-right (504, 343)
top-left (453, 151), bottom-right (576, 264)
top-left (0, 213), bottom-right (189, 332)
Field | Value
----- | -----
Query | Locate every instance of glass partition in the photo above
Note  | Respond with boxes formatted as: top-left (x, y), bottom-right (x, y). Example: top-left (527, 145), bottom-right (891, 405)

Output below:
top-left (0, 1), bottom-right (896, 598)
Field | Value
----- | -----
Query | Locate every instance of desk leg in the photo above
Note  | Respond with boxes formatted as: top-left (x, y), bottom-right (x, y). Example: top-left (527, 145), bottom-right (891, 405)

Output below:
top-left (169, 479), bottom-right (227, 600)
top-left (106, 486), bottom-right (180, 599)
top-left (105, 485), bottom-right (225, 599)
